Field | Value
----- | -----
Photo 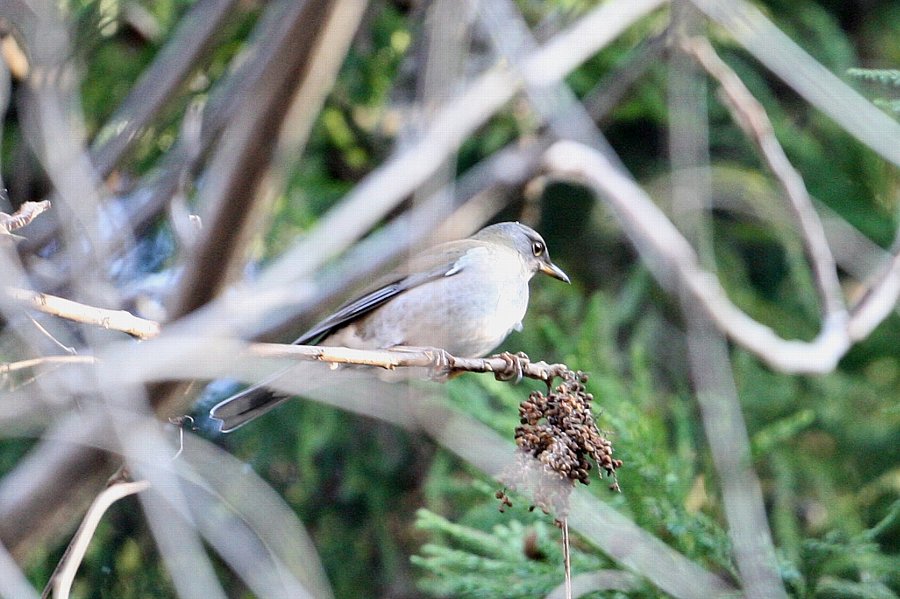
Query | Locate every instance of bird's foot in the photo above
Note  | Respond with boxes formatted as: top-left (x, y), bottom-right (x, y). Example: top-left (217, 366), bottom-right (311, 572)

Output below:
top-left (494, 351), bottom-right (528, 383)
top-left (428, 347), bottom-right (458, 381)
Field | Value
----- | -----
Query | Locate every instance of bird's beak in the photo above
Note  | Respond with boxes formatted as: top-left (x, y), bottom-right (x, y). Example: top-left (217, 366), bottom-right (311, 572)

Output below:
top-left (539, 260), bottom-right (570, 284)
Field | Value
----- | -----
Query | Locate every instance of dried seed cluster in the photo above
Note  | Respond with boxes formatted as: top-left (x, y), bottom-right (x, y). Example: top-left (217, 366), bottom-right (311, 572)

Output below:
top-left (499, 368), bottom-right (622, 519)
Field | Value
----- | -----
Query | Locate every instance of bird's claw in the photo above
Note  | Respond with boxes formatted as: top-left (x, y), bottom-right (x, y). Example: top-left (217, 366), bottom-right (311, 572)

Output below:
top-left (427, 347), bottom-right (454, 381)
top-left (494, 351), bottom-right (527, 383)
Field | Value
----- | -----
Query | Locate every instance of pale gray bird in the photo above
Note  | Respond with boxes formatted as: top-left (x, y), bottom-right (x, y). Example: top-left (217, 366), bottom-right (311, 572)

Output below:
top-left (209, 221), bottom-right (569, 432)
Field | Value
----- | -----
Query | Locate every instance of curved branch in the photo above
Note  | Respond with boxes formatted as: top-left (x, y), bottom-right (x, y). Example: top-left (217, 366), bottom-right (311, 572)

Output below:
top-left (544, 140), bottom-right (853, 374)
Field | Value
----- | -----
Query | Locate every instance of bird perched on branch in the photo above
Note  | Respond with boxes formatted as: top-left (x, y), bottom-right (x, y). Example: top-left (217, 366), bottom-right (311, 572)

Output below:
top-left (210, 221), bottom-right (569, 432)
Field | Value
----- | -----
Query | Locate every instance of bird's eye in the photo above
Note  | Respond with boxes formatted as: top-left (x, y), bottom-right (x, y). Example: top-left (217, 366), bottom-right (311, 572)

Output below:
top-left (531, 240), bottom-right (545, 256)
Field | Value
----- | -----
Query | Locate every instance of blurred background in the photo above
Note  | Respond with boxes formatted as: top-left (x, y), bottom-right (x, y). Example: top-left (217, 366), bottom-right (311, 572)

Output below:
top-left (0, 0), bottom-right (898, 597)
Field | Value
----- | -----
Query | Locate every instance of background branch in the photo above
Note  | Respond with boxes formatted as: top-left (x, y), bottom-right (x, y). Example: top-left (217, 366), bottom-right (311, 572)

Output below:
top-left (0, 1), bottom-right (897, 597)
top-left (544, 140), bottom-right (853, 374)
top-left (4, 288), bottom-right (160, 339)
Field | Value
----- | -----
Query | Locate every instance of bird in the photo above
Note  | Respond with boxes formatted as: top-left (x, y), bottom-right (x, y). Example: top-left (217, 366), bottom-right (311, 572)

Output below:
top-left (209, 221), bottom-right (569, 432)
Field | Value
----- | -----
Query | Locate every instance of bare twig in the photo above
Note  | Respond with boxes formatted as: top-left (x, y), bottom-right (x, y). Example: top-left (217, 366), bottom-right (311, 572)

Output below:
top-left (544, 140), bottom-right (852, 374)
top-left (260, 0), bottom-right (665, 288)
top-left (43, 476), bottom-right (150, 599)
top-left (4, 288), bottom-right (160, 339)
top-left (248, 343), bottom-right (568, 383)
top-left (849, 251), bottom-right (900, 341)
top-left (684, 302), bottom-right (788, 598)
top-left (687, 0), bottom-right (900, 168)
top-left (546, 570), bottom-right (640, 598)
top-left (682, 35), bottom-right (846, 319)
top-left (27, 315), bottom-right (76, 354)
top-left (0, 200), bottom-right (50, 233)
top-left (562, 517), bottom-right (572, 599)
top-left (1, 355), bottom-right (95, 375)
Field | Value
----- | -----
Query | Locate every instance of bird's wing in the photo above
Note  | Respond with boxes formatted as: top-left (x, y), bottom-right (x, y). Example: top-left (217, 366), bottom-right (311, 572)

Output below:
top-left (292, 240), bottom-right (481, 345)
top-left (211, 240), bottom-right (489, 432)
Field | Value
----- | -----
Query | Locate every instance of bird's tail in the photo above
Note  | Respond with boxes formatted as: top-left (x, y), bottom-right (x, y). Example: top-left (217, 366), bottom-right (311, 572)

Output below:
top-left (209, 384), bottom-right (292, 433)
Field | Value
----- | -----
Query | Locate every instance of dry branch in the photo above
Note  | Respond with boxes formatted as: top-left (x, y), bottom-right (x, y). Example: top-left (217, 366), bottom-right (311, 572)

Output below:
top-left (682, 35), bottom-right (845, 319)
top-left (544, 140), bottom-right (854, 374)
top-left (170, 0), bottom-right (361, 317)
top-left (4, 288), bottom-right (160, 339)
top-left (248, 343), bottom-right (569, 383)
top-left (1, 355), bottom-right (95, 375)
top-left (689, 0), bottom-right (900, 167)
top-left (260, 0), bottom-right (665, 288)
top-left (43, 477), bottom-right (150, 599)
top-left (0, 200), bottom-right (50, 233)
top-left (849, 251), bottom-right (900, 340)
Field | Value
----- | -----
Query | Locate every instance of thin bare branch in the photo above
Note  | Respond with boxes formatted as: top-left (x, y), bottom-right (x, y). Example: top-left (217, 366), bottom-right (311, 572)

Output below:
top-left (544, 140), bottom-right (852, 374)
top-left (562, 518), bottom-right (572, 599)
top-left (260, 0), bottom-right (665, 289)
top-left (0, 200), bottom-right (50, 233)
top-left (688, 0), bottom-right (900, 167)
top-left (27, 315), bottom-right (76, 354)
top-left (849, 251), bottom-right (900, 340)
top-left (4, 288), bottom-right (160, 339)
top-left (247, 343), bottom-right (568, 383)
top-left (1, 354), bottom-right (95, 375)
top-left (45, 478), bottom-right (150, 599)
top-left (682, 35), bottom-right (846, 319)
top-left (684, 301), bottom-right (788, 598)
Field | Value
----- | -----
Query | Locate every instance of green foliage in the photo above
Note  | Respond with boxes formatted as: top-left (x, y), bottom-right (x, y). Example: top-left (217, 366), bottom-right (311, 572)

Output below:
top-left (413, 274), bottom-right (899, 596)
top-left (412, 508), bottom-right (620, 598)
top-left (6, 0), bottom-right (900, 597)
top-left (265, 3), bottom-right (412, 257)
top-left (848, 69), bottom-right (900, 88)
top-left (848, 69), bottom-right (900, 115)
top-left (413, 287), bottom-right (736, 597)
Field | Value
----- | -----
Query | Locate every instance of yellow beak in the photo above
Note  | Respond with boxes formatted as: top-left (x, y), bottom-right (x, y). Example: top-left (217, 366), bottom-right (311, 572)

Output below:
top-left (539, 261), bottom-right (570, 284)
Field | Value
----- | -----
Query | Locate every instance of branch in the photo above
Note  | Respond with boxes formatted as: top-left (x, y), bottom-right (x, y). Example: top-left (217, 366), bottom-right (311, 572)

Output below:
top-left (169, 0), bottom-right (358, 317)
top-left (0, 200), bottom-right (50, 234)
top-left (259, 0), bottom-right (665, 288)
top-left (4, 288), bottom-right (160, 339)
top-left (688, 0), bottom-right (900, 168)
top-left (848, 250), bottom-right (900, 341)
top-left (43, 475), bottom-right (150, 599)
top-left (247, 343), bottom-right (569, 383)
top-left (1, 355), bottom-right (95, 375)
top-left (544, 139), bottom-right (852, 374)
top-left (682, 35), bottom-right (845, 319)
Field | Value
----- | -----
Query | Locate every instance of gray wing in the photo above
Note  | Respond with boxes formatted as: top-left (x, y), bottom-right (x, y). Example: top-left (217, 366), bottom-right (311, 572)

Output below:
top-left (292, 241), bottom-right (476, 345)
top-left (292, 280), bottom-right (406, 344)
top-left (210, 241), bottom-right (478, 432)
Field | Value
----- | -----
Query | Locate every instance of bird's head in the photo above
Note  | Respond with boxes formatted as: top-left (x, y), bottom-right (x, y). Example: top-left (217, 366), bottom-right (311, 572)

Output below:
top-left (472, 222), bottom-right (570, 284)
